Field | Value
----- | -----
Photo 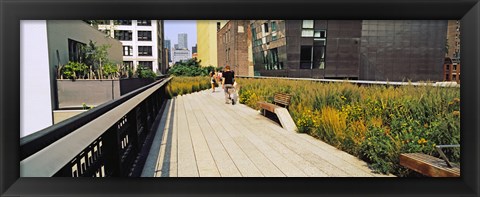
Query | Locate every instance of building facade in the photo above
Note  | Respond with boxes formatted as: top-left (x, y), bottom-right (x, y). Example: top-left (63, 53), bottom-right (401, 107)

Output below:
top-left (173, 49), bottom-right (191, 63)
top-left (97, 20), bottom-right (166, 74)
top-left (446, 20), bottom-right (461, 59)
top-left (251, 20), bottom-right (447, 82)
top-left (197, 20), bottom-right (228, 67)
top-left (217, 20), bottom-right (253, 76)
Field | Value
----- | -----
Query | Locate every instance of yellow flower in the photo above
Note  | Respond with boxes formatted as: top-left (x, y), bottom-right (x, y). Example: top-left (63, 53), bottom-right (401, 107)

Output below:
top-left (453, 98), bottom-right (460, 103)
top-left (424, 123), bottom-right (429, 128)
top-left (452, 111), bottom-right (460, 116)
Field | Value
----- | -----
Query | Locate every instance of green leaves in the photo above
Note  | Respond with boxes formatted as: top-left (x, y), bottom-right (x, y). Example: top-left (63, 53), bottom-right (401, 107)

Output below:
top-left (168, 58), bottom-right (215, 77)
top-left (62, 61), bottom-right (88, 79)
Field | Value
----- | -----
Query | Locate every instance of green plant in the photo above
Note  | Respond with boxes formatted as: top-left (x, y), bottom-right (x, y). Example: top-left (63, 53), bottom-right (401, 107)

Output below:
top-left (235, 77), bottom-right (460, 176)
top-left (102, 62), bottom-right (119, 79)
top-left (136, 66), bottom-right (157, 79)
top-left (166, 76), bottom-right (211, 98)
top-left (62, 61), bottom-right (88, 80)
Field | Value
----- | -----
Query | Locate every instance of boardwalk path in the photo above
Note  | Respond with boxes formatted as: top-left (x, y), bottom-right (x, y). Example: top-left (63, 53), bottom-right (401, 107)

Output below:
top-left (143, 88), bottom-right (394, 177)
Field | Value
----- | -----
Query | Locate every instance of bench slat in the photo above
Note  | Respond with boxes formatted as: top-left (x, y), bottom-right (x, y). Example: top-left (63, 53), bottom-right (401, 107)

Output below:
top-left (257, 102), bottom-right (279, 113)
top-left (400, 153), bottom-right (460, 177)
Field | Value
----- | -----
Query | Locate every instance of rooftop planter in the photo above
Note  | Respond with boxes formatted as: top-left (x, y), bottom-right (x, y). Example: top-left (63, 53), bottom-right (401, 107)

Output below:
top-left (55, 41), bottom-right (157, 109)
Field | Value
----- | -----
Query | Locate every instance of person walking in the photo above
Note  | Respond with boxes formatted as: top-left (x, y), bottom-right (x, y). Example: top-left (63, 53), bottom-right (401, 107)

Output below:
top-left (209, 70), bottom-right (216, 93)
top-left (222, 65), bottom-right (235, 104)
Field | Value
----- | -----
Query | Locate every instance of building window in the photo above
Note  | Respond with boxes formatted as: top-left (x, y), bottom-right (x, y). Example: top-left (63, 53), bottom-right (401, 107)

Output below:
top-left (138, 31), bottom-right (152, 41)
top-left (123, 46), bottom-right (133, 56)
top-left (301, 20), bottom-right (314, 37)
top-left (271, 21), bottom-right (277, 31)
top-left (300, 46), bottom-right (313, 69)
top-left (137, 20), bottom-right (151, 26)
top-left (313, 46), bottom-right (326, 69)
top-left (264, 23), bottom-right (269, 33)
top-left (138, 46), bottom-right (152, 56)
top-left (123, 61), bottom-right (133, 69)
top-left (114, 20), bottom-right (132, 25)
top-left (264, 48), bottom-right (282, 70)
top-left (115, 30), bottom-right (132, 41)
top-left (97, 20), bottom-right (110, 25)
top-left (217, 22), bottom-right (221, 31)
top-left (68, 39), bottom-right (86, 62)
top-left (138, 61), bottom-right (153, 70)
top-left (314, 30), bottom-right (326, 39)
top-left (100, 29), bottom-right (111, 36)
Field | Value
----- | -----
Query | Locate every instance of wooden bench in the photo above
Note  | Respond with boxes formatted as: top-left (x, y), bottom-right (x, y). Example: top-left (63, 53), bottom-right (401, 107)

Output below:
top-left (257, 93), bottom-right (292, 116)
top-left (400, 145), bottom-right (460, 177)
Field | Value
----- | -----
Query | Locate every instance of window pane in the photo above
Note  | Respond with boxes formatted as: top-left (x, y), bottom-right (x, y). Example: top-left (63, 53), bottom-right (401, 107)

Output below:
top-left (138, 31), bottom-right (152, 41)
top-left (314, 30), bottom-right (326, 38)
top-left (301, 29), bottom-right (314, 37)
top-left (302, 20), bottom-right (314, 28)
top-left (271, 21), bottom-right (277, 31)
top-left (313, 46), bottom-right (325, 69)
top-left (114, 20), bottom-right (132, 25)
top-left (137, 20), bottom-right (151, 26)
top-left (300, 46), bottom-right (313, 69)
top-left (138, 46), bottom-right (152, 56)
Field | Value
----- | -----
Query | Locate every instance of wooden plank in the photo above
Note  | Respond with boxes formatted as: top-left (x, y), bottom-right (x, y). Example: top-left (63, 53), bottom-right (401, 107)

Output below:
top-left (258, 102), bottom-right (278, 112)
top-left (200, 93), bottom-right (305, 177)
top-left (183, 95), bottom-right (221, 177)
top-left (400, 153), bottom-right (460, 177)
top-left (219, 94), bottom-right (377, 177)
top-left (176, 96), bottom-right (199, 177)
top-left (194, 93), bottom-right (263, 177)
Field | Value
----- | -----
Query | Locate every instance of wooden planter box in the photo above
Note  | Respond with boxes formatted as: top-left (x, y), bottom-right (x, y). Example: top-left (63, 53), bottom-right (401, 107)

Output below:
top-left (56, 78), bottom-right (154, 109)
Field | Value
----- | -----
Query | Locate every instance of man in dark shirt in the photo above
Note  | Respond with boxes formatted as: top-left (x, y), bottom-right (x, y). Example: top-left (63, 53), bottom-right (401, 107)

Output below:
top-left (222, 65), bottom-right (235, 104)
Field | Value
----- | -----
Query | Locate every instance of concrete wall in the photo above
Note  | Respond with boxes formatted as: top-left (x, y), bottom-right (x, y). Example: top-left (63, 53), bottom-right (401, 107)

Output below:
top-left (20, 20), bottom-right (53, 137)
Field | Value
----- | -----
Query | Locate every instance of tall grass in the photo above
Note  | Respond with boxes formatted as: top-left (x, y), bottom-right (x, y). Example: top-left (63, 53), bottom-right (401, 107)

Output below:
top-left (166, 76), bottom-right (211, 98)
top-left (236, 78), bottom-right (460, 176)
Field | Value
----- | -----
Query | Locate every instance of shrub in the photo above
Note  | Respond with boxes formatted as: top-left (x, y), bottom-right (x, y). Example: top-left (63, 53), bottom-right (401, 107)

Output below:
top-left (136, 66), bottom-right (157, 79)
top-left (166, 76), bottom-right (211, 98)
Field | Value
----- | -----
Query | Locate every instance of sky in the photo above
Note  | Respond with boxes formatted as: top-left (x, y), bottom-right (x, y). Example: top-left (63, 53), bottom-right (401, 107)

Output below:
top-left (164, 20), bottom-right (197, 51)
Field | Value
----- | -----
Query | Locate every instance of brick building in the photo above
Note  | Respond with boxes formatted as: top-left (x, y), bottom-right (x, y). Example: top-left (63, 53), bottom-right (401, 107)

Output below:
top-left (217, 20), bottom-right (253, 76)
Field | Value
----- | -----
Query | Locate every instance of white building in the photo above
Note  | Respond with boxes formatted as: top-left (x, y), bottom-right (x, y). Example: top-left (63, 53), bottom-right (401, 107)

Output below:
top-left (173, 49), bottom-right (191, 63)
top-left (20, 20), bottom-right (123, 137)
top-left (97, 20), bottom-right (166, 74)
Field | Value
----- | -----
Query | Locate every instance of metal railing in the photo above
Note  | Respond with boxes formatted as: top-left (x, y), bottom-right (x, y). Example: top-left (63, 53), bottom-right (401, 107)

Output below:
top-left (236, 75), bottom-right (460, 88)
top-left (20, 77), bottom-right (172, 177)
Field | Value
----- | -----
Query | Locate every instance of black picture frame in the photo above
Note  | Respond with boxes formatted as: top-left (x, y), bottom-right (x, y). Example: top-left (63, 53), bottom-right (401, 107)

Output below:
top-left (1, 0), bottom-right (479, 196)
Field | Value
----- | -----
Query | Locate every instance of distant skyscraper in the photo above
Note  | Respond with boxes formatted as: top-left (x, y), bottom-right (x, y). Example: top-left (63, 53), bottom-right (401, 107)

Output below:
top-left (174, 44), bottom-right (179, 50)
top-left (192, 44), bottom-right (197, 54)
top-left (178, 33), bottom-right (188, 49)
top-left (165, 39), bottom-right (172, 62)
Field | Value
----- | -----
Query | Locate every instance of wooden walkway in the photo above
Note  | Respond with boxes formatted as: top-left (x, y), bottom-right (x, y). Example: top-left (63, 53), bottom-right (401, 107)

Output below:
top-left (142, 88), bottom-right (394, 177)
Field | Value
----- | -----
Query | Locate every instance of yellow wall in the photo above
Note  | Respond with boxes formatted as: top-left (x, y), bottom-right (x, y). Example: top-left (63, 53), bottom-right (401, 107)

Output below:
top-left (197, 20), bottom-right (228, 67)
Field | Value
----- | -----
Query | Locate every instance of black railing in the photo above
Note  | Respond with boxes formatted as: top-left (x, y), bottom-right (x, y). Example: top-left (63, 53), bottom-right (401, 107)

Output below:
top-left (20, 77), bottom-right (172, 177)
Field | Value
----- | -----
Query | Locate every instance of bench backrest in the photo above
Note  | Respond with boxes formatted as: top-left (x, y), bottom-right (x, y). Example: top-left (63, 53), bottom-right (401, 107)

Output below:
top-left (273, 93), bottom-right (292, 107)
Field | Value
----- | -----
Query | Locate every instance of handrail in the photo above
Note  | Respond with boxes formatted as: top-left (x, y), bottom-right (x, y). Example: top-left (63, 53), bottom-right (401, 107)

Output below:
top-left (20, 78), bottom-right (167, 160)
top-left (236, 75), bottom-right (460, 88)
top-left (20, 77), bottom-right (172, 177)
